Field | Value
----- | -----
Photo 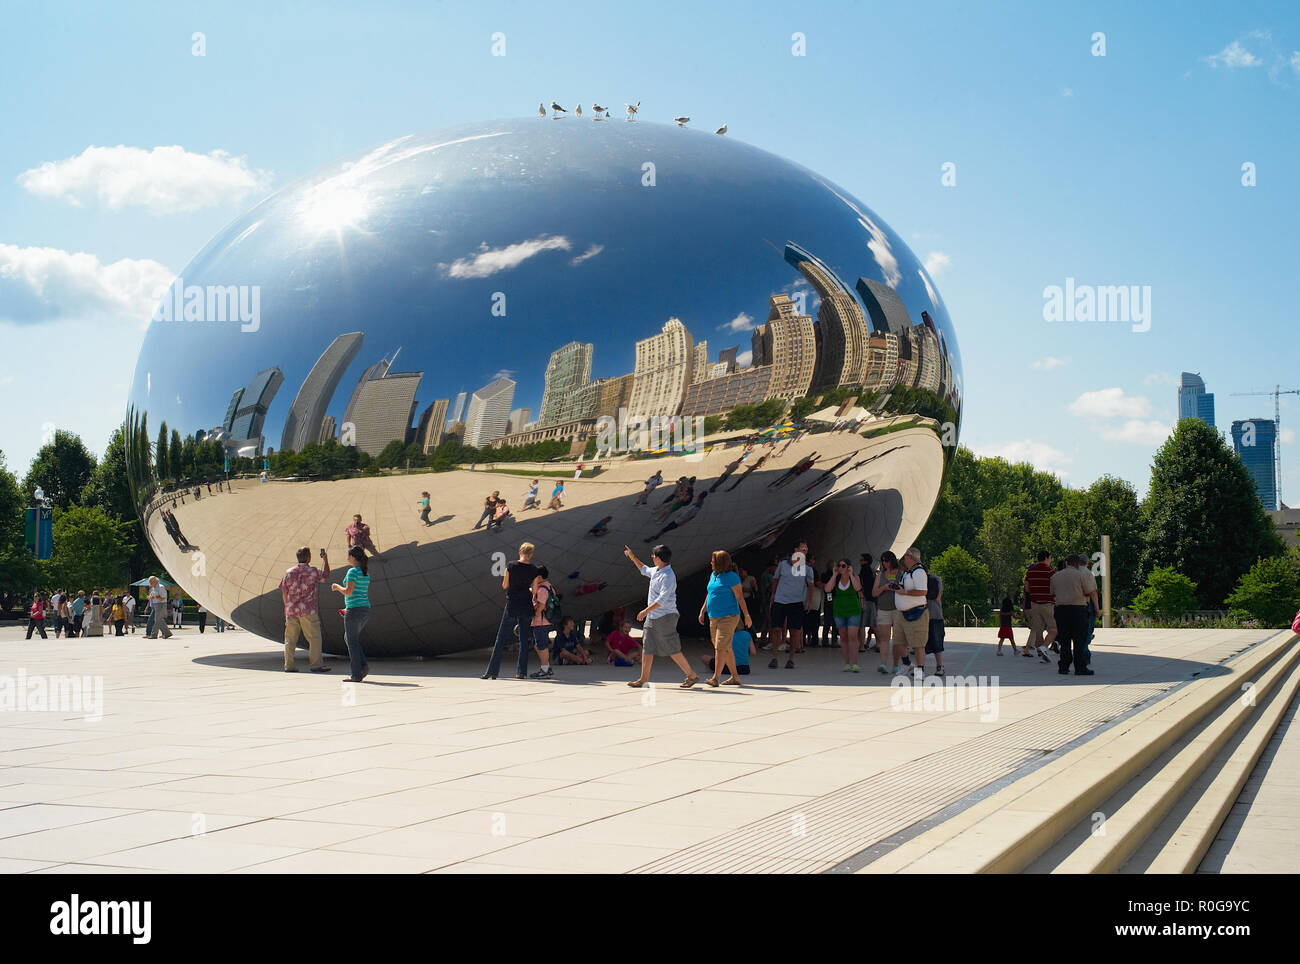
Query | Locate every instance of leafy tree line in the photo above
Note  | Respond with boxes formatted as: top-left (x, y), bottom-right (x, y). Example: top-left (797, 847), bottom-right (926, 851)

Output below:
top-left (922, 419), bottom-right (1296, 627)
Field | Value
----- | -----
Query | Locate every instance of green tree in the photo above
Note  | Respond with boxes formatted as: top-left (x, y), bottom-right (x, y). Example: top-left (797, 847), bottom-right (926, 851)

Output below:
top-left (43, 505), bottom-right (134, 591)
top-left (1132, 566), bottom-right (1199, 619)
top-left (930, 545), bottom-right (991, 625)
top-left (22, 430), bottom-right (97, 508)
top-left (1141, 418), bottom-right (1285, 607)
top-left (376, 440), bottom-right (405, 469)
top-left (1032, 475), bottom-right (1142, 608)
top-left (0, 450), bottom-right (41, 600)
top-left (1225, 556), bottom-right (1300, 628)
top-left (168, 429), bottom-right (183, 481)
top-left (975, 505), bottom-right (1030, 601)
top-left (156, 421), bottom-right (169, 483)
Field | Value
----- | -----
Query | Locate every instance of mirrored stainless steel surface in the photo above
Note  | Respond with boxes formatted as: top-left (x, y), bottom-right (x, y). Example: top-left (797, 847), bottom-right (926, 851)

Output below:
top-left (125, 119), bottom-right (962, 656)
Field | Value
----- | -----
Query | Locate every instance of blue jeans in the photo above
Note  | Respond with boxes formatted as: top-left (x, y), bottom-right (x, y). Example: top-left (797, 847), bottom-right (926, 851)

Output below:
top-left (343, 606), bottom-right (370, 679)
top-left (486, 606), bottom-right (533, 677)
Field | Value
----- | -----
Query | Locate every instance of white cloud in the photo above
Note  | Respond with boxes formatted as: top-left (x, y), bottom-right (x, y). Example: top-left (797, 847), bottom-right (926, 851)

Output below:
top-left (1142, 371), bottom-right (1180, 387)
top-left (736, 349), bottom-right (753, 367)
top-left (974, 440), bottom-right (1071, 478)
top-left (721, 311), bottom-right (755, 333)
top-left (1281, 427), bottom-right (1296, 445)
top-left (1204, 39), bottom-right (1263, 69)
top-left (1097, 419), bottom-right (1174, 446)
top-left (0, 243), bottom-right (173, 326)
top-left (18, 145), bottom-right (272, 214)
top-left (1031, 356), bottom-right (1068, 371)
top-left (1067, 387), bottom-right (1153, 419)
top-left (570, 243), bottom-right (604, 266)
top-left (442, 235), bottom-right (572, 279)
top-left (923, 251), bottom-right (951, 276)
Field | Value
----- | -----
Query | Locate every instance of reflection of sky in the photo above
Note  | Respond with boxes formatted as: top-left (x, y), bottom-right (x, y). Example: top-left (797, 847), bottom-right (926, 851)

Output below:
top-left (130, 119), bottom-right (960, 444)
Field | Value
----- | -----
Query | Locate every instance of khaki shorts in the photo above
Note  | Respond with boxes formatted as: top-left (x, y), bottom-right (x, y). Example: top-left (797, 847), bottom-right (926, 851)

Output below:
top-left (709, 614), bottom-right (740, 653)
top-left (892, 607), bottom-right (929, 650)
top-left (1026, 606), bottom-right (1056, 641)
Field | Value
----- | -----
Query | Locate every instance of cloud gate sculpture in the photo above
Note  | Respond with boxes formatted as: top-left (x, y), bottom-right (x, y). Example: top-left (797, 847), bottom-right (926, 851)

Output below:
top-left (125, 119), bottom-right (962, 657)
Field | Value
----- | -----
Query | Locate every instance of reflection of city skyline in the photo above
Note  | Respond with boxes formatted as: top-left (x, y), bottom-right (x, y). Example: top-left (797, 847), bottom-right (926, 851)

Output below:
top-left (197, 238), bottom-right (959, 461)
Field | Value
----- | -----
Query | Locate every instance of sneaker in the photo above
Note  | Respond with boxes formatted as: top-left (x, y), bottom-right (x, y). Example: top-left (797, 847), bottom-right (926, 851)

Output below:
top-left (1022, 649), bottom-right (1035, 657)
top-left (877, 664), bottom-right (889, 674)
top-left (935, 666), bottom-right (945, 677)
top-left (893, 665), bottom-right (903, 675)
top-left (284, 667), bottom-right (298, 673)
top-left (768, 658), bottom-right (778, 669)
top-left (480, 671), bottom-right (497, 680)
top-left (1038, 651), bottom-right (1050, 664)
top-left (850, 664), bottom-right (860, 673)
top-left (784, 660), bottom-right (794, 669)
top-left (1075, 668), bottom-right (1095, 676)
top-left (530, 666), bottom-right (554, 679)
top-left (842, 663), bottom-right (853, 672)
top-left (901, 655), bottom-right (911, 666)
top-left (778, 644), bottom-right (789, 652)
top-left (1050, 642), bottom-right (1060, 653)
top-left (310, 666), bottom-right (332, 673)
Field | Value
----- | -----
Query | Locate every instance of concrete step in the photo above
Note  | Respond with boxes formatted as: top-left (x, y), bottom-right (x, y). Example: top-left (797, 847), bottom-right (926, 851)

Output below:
top-left (858, 630), bottom-right (1299, 874)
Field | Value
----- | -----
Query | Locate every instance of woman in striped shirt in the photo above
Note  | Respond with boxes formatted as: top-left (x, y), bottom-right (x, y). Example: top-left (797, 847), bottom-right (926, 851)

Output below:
top-left (332, 546), bottom-right (372, 682)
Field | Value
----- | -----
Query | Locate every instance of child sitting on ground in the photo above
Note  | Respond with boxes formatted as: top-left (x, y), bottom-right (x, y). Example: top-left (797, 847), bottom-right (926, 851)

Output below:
top-left (554, 618), bottom-right (593, 665)
top-left (996, 596), bottom-right (1020, 656)
top-left (605, 620), bottom-right (641, 667)
top-left (705, 627), bottom-right (754, 676)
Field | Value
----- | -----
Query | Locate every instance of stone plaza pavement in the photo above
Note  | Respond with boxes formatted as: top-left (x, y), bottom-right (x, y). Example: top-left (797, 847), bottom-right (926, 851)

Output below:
top-left (0, 623), bottom-right (1282, 873)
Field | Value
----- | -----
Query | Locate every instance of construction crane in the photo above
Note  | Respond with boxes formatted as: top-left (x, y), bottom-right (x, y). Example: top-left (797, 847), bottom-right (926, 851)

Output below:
top-left (1229, 384), bottom-right (1299, 506)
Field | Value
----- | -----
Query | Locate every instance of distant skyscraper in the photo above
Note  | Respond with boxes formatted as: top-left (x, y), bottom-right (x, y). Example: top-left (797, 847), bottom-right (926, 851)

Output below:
top-left (415, 398), bottom-right (449, 453)
top-left (279, 331), bottom-right (364, 452)
top-left (351, 371), bottom-right (422, 457)
top-left (464, 377), bottom-right (516, 447)
top-left (1178, 372), bottom-right (1216, 427)
top-left (1232, 419), bottom-right (1278, 511)
top-left (229, 367), bottom-right (284, 455)
top-left (628, 318), bottom-right (695, 419)
top-left (222, 388), bottom-right (244, 434)
top-left (784, 243), bottom-right (869, 391)
top-left (717, 346), bottom-right (739, 372)
top-left (856, 277), bottom-right (913, 335)
top-left (540, 342), bottom-right (594, 425)
top-left (448, 391), bottom-right (468, 425)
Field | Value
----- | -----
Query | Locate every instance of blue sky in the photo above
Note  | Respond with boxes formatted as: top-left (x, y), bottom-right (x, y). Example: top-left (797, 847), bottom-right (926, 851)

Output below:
top-left (2, 0), bottom-right (1297, 501)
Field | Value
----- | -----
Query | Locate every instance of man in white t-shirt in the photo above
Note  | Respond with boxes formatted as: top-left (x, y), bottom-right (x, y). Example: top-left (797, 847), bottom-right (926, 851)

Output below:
top-left (124, 593), bottom-right (136, 632)
top-left (891, 547), bottom-right (929, 677)
top-left (144, 576), bottom-right (173, 639)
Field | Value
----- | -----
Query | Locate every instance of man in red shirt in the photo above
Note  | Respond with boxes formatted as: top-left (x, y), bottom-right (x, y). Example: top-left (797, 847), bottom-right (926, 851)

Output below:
top-left (280, 546), bottom-right (331, 673)
top-left (1023, 551), bottom-right (1056, 664)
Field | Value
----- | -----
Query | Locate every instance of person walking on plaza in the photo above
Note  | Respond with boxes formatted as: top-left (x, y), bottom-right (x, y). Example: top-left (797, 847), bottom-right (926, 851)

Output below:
top-left (70, 591), bottom-right (86, 637)
top-left (873, 551), bottom-right (900, 671)
top-left (26, 593), bottom-right (48, 639)
top-left (824, 559), bottom-right (864, 671)
top-left (197, 602), bottom-right (207, 633)
top-left (892, 547), bottom-right (930, 677)
top-left (143, 577), bottom-right (173, 639)
top-left (548, 481), bottom-right (565, 510)
top-left (767, 542), bottom-right (813, 668)
top-left (1050, 554), bottom-right (1098, 675)
top-left (699, 549), bottom-right (751, 687)
top-left (482, 542), bottom-right (540, 680)
top-left (346, 513), bottom-right (379, 554)
top-left (996, 597), bottom-right (1021, 655)
top-left (50, 589), bottom-right (63, 637)
top-left (172, 595), bottom-right (184, 629)
top-left (859, 554), bottom-right (879, 651)
top-left (1023, 551), bottom-right (1056, 664)
top-left (624, 543), bottom-right (699, 688)
top-left (280, 547), bottom-right (332, 673)
top-left (123, 592), bottom-right (135, 633)
top-left (331, 546), bottom-right (372, 682)
top-left (111, 595), bottom-right (126, 636)
top-left (418, 491), bottom-right (432, 526)
top-left (528, 566), bottom-right (557, 679)
top-left (57, 593), bottom-right (72, 638)
top-left (925, 570), bottom-right (945, 677)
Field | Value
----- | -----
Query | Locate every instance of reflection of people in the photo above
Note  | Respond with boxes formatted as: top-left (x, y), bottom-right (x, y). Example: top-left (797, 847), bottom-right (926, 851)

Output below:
top-left (280, 546), bottom-right (331, 673)
top-left (709, 451), bottom-right (748, 492)
top-left (587, 516), bottom-right (612, 537)
top-left (726, 452), bottom-right (769, 491)
top-left (574, 462), bottom-right (584, 480)
top-left (522, 479), bottom-right (540, 510)
top-left (418, 491), bottom-right (432, 526)
top-left (346, 514), bottom-right (378, 554)
top-left (331, 546), bottom-right (372, 683)
top-left (769, 452), bottom-right (819, 489)
top-left (473, 492), bottom-right (500, 530)
top-left (645, 492), bottom-right (706, 542)
top-left (548, 481), bottom-right (565, 510)
top-left (489, 499), bottom-right (511, 531)
top-left (636, 470), bottom-right (663, 505)
top-left (623, 544), bottom-right (698, 689)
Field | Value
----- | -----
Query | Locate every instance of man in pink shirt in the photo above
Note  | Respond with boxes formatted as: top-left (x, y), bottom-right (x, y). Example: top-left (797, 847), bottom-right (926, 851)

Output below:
top-left (280, 546), bottom-right (331, 673)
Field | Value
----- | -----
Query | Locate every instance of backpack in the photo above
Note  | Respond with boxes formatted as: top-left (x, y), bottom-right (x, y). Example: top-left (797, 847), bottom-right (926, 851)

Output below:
top-left (542, 583), bottom-right (563, 625)
top-left (1292, 608), bottom-right (1300, 635)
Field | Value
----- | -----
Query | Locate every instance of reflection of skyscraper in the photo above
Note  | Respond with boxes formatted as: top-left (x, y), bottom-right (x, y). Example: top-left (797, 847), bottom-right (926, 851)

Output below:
top-left (449, 391), bottom-right (467, 425)
top-left (352, 370), bottom-right (422, 457)
top-left (1232, 419), bottom-right (1278, 511)
top-left (757, 294), bottom-right (816, 400)
top-left (464, 377), bottom-right (516, 447)
top-left (856, 278), bottom-right (913, 335)
top-left (507, 407), bottom-right (532, 435)
top-left (1179, 373), bottom-right (1216, 427)
top-left (540, 342), bottom-right (593, 425)
top-left (318, 415), bottom-right (337, 444)
top-left (279, 331), bottom-right (364, 452)
top-left (692, 341), bottom-right (709, 384)
top-left (784, 243), bottom-right (869, 391)
top-left (863, 333), bottom-right (900, 394)
top-left (628, 318), bottom-right (695, 418)
top-left (682, 367), bottom-right (773, 416)
top-left (342, 358), bottom-right (391, 431)
top-left (593, 373), bottom-right (634, 418)
top-left (415, 398), bottom-right (449, 453)
top-left (222, 389), bottom-right (244, 434)
top-left (718, 346), bottom-right (739, 372)
top-left (229, 367), bottom-right (284, 456)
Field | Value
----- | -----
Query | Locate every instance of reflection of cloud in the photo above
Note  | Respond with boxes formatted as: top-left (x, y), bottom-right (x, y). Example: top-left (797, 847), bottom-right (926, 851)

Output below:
top-left (1031, 357), bottom-right (1068, 371)
top-left (974, 440), bottom-right (1071, 479)
top-left (491, 369), bottom-right (516, 381)
top-left (570, 243), bottom-right (604, 266)
top-left (1098, 420), bottom-right (1173, 446)
top-left (18, 145), bottom-right (271, 214)
top-left (814, 178), bottom-right (901, 287)
top-left (0, 243), bottom-right (173, 327)
top-left (721, 312), bottom-right (755, 333)
top-left (1068, 388), bottom-right (1152, 419)
top-left (917, 268), bottom-right (940, 310)
top-left (442, 235), bottom-right (572, 279)
top-left (923, 251), bottom-right (951, 276)
top-left (736, 349), bottom-right (753, 367)
top-left (1204, 37), bottom-right (1264, 69)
